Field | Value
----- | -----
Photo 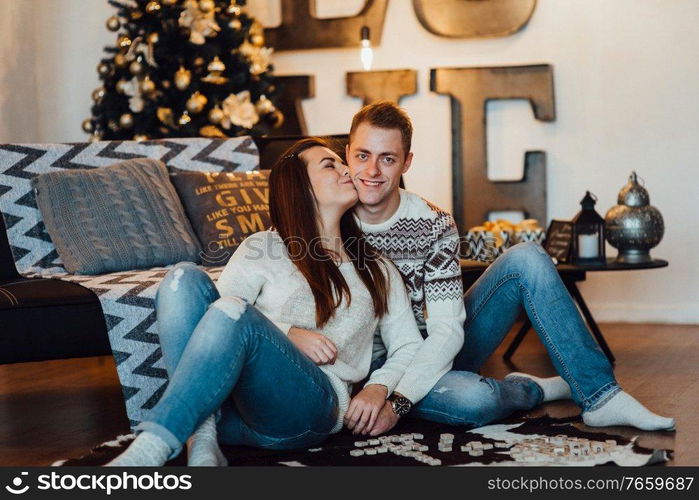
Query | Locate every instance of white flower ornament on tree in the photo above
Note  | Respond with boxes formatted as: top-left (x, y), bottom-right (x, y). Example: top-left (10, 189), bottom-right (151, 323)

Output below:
top-left (238, 41), bottom-right (273, 75)
top-left (120, 76), bottom-right (145, 113)
top-left (179, 0), bottom-right (221, 45)
top-left (221, 91), bottom-right (260, 130)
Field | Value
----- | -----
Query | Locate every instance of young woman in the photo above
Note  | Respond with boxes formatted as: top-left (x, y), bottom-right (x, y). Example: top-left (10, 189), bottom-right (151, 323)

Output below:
top-left (107, 138), bottom-right (423, 466)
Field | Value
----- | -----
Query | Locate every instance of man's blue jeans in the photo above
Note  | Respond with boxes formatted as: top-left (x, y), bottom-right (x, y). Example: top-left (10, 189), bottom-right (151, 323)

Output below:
top-left (396, 242), bottom-right (620, 428)
top-left (135, 262), bottom-right (339, 460)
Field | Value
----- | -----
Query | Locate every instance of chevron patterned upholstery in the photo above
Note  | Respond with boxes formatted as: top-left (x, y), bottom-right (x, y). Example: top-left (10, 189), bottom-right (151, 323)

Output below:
top-left (0, 138), bottom-right (259, 275)
top-left (0, 137), bottom-right (259, 428)
top-left (33, 265), bottom-right (225, 427)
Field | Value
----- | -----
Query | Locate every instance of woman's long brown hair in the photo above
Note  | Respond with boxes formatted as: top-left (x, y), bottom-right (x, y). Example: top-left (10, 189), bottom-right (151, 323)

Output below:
top-left (269, 137), bottom-right (389, 327)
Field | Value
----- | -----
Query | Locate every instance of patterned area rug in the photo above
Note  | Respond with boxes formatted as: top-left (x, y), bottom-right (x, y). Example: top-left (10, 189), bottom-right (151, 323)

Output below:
top-left (53, 415), bottom-right (671, 467)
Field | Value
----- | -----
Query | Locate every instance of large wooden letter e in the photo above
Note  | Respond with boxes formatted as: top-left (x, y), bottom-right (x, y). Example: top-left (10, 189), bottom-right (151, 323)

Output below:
top-left (431, 65), bottom-right (555, 231)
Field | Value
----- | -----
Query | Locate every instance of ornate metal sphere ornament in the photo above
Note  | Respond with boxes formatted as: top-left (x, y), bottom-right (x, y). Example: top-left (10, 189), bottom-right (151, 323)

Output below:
top-left (604, 171), bottom-right (664, 264)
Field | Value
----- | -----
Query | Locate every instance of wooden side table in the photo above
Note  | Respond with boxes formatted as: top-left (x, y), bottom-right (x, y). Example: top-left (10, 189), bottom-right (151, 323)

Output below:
top-left (460, 258), bottom-right (669, 364)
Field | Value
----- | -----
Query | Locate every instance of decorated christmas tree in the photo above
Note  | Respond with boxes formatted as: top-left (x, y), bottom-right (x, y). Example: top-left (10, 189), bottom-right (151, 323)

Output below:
top-left (84, 0), bottom-right (282, 141)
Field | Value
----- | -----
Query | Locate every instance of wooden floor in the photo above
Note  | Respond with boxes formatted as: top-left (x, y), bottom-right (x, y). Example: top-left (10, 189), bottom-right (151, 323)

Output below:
top-left (1, 322), bottom-right (697, 466)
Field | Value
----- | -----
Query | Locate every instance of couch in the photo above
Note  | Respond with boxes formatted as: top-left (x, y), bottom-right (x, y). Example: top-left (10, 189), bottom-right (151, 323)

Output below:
top-left (0, 135), bottom-right (346, 428)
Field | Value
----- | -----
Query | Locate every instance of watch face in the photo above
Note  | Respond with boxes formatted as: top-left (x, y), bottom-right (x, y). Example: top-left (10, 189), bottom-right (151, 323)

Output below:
top-left (391, 397), bottom-right (412, 416)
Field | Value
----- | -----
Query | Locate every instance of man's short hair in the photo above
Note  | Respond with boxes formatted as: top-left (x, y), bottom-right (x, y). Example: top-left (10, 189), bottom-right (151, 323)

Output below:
top-left (349, 101), bottom-right (413, 158)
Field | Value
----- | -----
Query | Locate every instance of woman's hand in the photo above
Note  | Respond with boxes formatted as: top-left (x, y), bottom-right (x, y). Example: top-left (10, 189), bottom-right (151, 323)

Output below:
top-left (288, 327), bottom-right (338, 365)
top-left (345, 384), bottom-right (388, 434)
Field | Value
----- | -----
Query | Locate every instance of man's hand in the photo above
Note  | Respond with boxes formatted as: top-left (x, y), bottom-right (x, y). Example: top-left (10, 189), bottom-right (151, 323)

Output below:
top-left (366, 400), bottom-right (400, 436)
top-left (344, 384), bottom-right (387, 434)
top-left (287, 327), bottom-right (337, 365)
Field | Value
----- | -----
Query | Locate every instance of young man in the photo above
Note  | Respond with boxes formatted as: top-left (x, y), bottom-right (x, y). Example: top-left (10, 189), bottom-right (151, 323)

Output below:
top-left (343, 101), bottom-right (674, 436)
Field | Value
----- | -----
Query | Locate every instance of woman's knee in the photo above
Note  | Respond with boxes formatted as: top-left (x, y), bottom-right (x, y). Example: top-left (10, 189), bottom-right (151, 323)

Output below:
top-left (158, 261), bottom-right (216, 301)
top-left (210, 296), bottom-right (249, 322)
top-left (203, 297), bottom-right (259, 343)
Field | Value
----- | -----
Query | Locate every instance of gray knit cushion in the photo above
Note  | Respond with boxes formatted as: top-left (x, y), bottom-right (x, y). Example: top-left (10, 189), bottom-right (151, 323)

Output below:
top-left (31, 158), bottom-right (202, 274)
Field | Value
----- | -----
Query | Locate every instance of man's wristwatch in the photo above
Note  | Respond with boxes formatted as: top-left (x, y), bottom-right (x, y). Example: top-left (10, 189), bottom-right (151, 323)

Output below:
top-left (387, 393), bottom-right (412, 416)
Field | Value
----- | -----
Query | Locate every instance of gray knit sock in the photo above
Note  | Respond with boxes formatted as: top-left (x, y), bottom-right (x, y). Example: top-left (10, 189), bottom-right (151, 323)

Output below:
top-left (582, 391), bottom-right (675, 431)
top-left (187, 415), bottom-right (228, 466)
top-left (506, 372), bottom-right (572, 402)
top-left (105, 431), bottom-right (172, 467)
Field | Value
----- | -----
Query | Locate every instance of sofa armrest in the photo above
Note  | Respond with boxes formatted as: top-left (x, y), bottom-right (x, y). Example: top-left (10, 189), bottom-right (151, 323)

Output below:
top-left (0, 210), bottom-right (20, 281)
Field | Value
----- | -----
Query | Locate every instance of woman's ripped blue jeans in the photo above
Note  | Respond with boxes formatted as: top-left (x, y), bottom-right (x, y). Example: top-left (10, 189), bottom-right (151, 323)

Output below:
top-left (134, 262), bottom-right (339, 460)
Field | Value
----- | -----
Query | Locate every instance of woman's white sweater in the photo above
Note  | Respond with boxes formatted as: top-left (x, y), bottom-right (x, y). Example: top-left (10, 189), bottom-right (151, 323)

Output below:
top-left (215, 229), bottom-right (424, 433)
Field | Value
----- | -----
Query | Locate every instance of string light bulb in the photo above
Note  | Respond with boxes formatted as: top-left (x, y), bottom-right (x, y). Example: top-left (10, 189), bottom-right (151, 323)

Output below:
top-left (360, 26), bottom-right (373, 71)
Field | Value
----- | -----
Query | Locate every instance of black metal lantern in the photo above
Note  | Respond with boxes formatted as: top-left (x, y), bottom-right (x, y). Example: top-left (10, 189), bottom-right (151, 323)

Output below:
top-left (572, 191), bottom-right (606, 265)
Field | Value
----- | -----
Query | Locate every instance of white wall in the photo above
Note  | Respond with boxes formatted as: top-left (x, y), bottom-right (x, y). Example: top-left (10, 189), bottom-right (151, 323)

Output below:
top-left (0, 0), bottom-right (113, 143)
top-left (1, 0), bottom-right (697, 323)
top-left (32, 0), bottom-right (114, 142)
top-left (267, 0), bottom-right (699, 325)
top-left (0, 0), bottom-right (39, 142)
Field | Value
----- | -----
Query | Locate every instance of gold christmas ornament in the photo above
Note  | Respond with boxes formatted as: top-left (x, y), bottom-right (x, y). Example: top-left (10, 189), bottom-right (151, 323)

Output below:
top-left (118, 35), bottom-right (132, 48)
top-left (92, 87), bottom-right (106, 102)
top-left (229, 19), bottom-right (241, 30)
top-left (199, 0), bottom-right (215, 12)
top-left (114, 53), bottom-right (128, 68)
top-left (227, 3), bottom-right (241, 16)
top-left (89, 133), bottom-right (103, 143)
top-left (157, 107), bottom-right (177, 128)
top-left (207, 56), bottom-right (225, 72)
top-left (116, 79), bottom-right (130, 94)
top-left (271, 109), bottom-right (284, 128)
top-left (146, 1), bottom-right (161, 14)
top-left (148, 32), bottom-right (159, 44)
top-left (200, 125), bottom-right (226, 138)
top-left (174, 66), bottom-right (192, 90)
top-left (133, 134), bottom-right (149, 142)
top-left (106, 16), bottom-right (121, 31)
top-left (193, 57), bottom-right (205, 67)
top-left (97, 62), bottom-right (111, 77)
top-left (82, 118), bottom-right (94, 133)
top-left (162, 0), bottom-right (178, 5)
top-left (208, 105), bottom-right (224, 124)
top-left (250, 20), bottom-right (264, 37)
top-left (162, 79), bottom-right (171, 89)
top-left (129, 59), bottom-right (144, 75)
top-left (179, 111), bottom-right (192, 126)
top-left (251, 34), bottom-right (264, 47)
top-left (186, 91), bottom-right (208, 114)
top-left (119, 113), bottom-right (134, 129)
top-left (140, 76), bottom-right (156, 94)
top-left (201, 56), bottom-right (229, 85)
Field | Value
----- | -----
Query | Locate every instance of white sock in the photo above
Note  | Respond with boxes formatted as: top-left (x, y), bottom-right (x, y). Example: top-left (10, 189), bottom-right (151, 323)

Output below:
top-left (105, 431), bottom-right (172, 467)
top-left (506, 372), bottom-right (572, 402)
top-left (582, 391), bottom-right (675, 431)
top-left (187, 415), bottom-right (228, 466)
